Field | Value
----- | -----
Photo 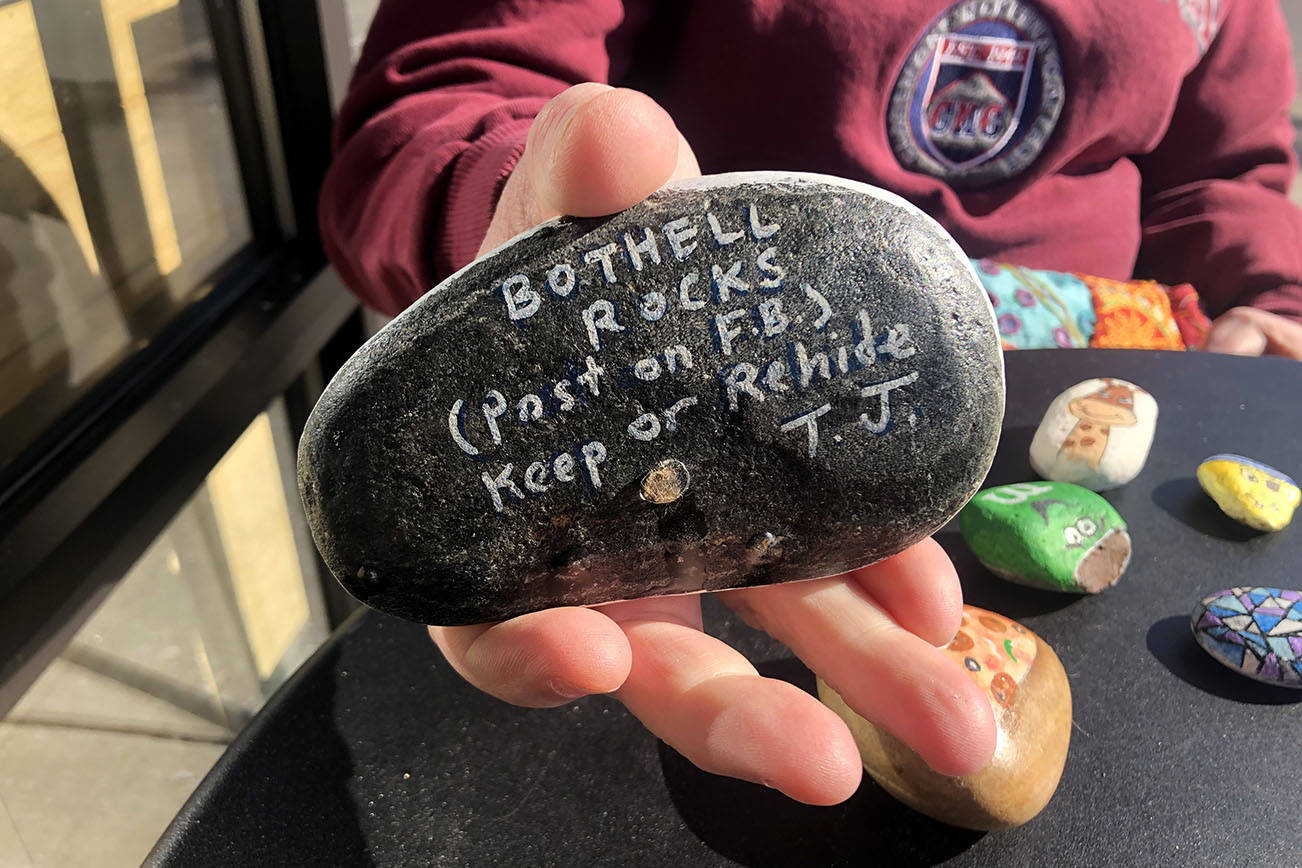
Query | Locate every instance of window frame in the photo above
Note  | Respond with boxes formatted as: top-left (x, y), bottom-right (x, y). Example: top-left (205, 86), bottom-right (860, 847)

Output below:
top-left (0, 0), bottom-right (362, 716)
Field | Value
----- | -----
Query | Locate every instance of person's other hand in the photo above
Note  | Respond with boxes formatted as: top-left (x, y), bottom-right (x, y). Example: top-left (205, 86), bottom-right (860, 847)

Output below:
top-left (436, 83), bottom-right (997, 806)
top-left (1204, 306), bottom-right (1302, 359)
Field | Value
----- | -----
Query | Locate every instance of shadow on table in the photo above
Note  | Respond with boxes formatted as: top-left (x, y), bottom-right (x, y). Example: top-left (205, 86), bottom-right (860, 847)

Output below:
top-left (147, 645), bottom-right (376, 867)
top-left (935, 530), bottom-right (1082, 620)
top-left (1150, 477), bottom-right (1267, 542)
top-left (659, 656), bottom-right (984, 868)
top-left (1145, 615), bottom-right (1302, 706)
top-left (985, 425), bottom-right (1037, 484)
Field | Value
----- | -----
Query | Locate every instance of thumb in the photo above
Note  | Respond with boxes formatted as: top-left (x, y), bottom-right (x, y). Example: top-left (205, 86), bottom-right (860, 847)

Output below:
top-left (480, 84), bottom-right (699, 255)
top-left (1204, 308), bottom-right (1269, 356)
top-left (526, 82), bottom-right (697, 215)
top-left (1204, 306), bottom-right (1302, 359)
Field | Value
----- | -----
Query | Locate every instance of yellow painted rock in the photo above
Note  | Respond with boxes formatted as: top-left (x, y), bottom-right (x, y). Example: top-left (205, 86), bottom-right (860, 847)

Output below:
top-left (817, 606), bottom-right (1071, 830)
top-left (1197, 454), bottom-right (1299, 532)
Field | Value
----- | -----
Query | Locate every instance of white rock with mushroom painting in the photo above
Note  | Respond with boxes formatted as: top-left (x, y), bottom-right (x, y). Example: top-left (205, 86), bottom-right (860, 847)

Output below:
top-left (1029, 378), bottom-right (1156, 491)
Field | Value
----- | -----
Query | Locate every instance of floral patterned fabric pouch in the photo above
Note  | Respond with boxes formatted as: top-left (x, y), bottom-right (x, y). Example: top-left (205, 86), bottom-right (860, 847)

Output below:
top-left (972, 259), bottom-right (1212, 351)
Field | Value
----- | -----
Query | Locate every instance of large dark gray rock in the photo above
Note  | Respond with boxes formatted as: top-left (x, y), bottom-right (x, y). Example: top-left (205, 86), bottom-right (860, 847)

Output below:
top-left (299, 172), bottom-right (1004, 625)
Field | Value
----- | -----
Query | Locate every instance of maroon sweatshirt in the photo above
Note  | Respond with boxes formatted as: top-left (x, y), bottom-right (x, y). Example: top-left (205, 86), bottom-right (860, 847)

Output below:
top-left (320, 0), bottom-right (1302, 324)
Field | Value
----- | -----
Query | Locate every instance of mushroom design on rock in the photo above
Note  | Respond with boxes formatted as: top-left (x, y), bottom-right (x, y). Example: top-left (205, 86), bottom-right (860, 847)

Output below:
top-left (1059, 379), bottom-right (1137, 469)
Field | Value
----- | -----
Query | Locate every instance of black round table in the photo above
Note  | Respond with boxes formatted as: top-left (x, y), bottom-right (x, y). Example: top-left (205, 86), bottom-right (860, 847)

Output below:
top-left (147, 349), bottom-right (1302, 867)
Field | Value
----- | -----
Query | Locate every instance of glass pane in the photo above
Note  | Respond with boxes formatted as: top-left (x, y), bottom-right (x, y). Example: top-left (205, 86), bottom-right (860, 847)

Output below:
top-left (0, 0), bottom-right (252, 471)
top-left (0, 399), bottom-right (329, 868)
top-left (320, 0), bottom-right (380, 108)
top-left (1288, 0), bottom-right (1302, 208)
top-left (343, 0), bottom-right (380, 59)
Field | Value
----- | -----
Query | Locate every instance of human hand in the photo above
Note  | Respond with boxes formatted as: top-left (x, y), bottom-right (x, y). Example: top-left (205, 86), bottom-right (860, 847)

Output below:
top-left (435, 83), bottom-right (997, 806)
top-left (1203, 306), bottom-right (1302, 359)
top-left (476, 82), bottom-right (700, 256)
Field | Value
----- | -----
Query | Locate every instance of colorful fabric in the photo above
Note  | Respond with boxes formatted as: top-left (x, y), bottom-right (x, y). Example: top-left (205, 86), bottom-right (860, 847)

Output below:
top-left (974, 259), bottom-right (1095, 350)
top-left (972, 259), bottom-right (1211, 351)
top-left (1165, 283), bottom-right (1212, 350)
top-left (1079, 274), bottom-right (1189, 351)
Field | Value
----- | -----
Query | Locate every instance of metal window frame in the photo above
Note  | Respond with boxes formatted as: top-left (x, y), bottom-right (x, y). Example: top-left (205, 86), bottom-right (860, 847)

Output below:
top-left (0, 0), bottom-right (362, 717)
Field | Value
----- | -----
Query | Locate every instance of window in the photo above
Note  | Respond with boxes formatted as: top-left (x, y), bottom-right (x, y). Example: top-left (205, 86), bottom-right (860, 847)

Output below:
top-left (1287, 1), bottom-right (1302, 207)
top-left (0, 0), bottom-right (361, 862)
top-left (0, 401), bottom-right (329, 866)
top-left (1, 0), bottom-right (253, 471)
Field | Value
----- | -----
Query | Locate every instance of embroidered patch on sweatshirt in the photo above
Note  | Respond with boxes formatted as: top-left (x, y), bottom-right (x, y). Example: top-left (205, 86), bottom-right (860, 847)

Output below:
top-left (888, 0), bottom-right (1065, 187)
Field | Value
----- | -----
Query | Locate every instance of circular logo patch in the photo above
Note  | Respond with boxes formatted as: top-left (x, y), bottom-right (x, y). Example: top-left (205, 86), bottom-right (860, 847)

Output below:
top-left (888, 0), bottom-right (1065, 187)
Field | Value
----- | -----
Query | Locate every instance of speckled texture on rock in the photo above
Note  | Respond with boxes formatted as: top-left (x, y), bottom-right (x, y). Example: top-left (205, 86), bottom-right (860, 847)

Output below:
top-left (298, 172), bottom-right (1004, 625)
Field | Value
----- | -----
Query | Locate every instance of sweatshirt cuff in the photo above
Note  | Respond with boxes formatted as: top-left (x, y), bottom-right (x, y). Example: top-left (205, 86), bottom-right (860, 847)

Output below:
top-left (438, 119), bottom-right (532, 279)
top-left (1247, 284), bottom-right (1302, 324)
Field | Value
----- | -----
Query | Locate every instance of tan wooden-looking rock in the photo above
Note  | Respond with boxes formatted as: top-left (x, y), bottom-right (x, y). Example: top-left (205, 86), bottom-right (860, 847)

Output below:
top-left (818, 605), bottom-right (1071, 829)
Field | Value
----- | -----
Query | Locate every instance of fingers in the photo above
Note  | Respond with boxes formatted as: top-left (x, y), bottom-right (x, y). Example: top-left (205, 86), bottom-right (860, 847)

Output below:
top-left (481, 83), bottom-right (700, 255)
top-left (1204, 306), bottom-right (1302, 359)
top-left (432, 594), bottom-right (861, 803)
top-left (1204, 308), bottom-right (1268, 356)
top-left (526, 83), bottom-right (691, 216)
top-left (671, 129), bottom-right (702, 182)
top-left (1257, 310), bottom-right (1302, 358)
top-left (596, 592), bottom-right (704, 631)
top-left (719, 572), bottom-right (997, 778)
top-left (428, 607), bottom-right (631, 708)
top-left (604, 595), bottom-right (863, 806)
top-left (427, 541), bottom-right (983, 800)
top-left (845, 538), bottom-right (963, 648)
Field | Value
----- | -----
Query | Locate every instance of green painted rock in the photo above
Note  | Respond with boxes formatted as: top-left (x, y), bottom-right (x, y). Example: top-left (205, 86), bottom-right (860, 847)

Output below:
top-left (959, 481), bottom-right (1131, 593)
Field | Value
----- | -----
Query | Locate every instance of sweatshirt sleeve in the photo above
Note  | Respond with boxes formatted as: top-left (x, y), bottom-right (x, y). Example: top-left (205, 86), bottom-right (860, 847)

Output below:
top-left (318, 0), bottom-right (629, 315)
top-left (1133, 0), bottom-right (1302, 323)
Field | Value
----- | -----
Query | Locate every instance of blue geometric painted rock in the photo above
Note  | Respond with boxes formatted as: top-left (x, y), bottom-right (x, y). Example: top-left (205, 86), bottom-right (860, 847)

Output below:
top-left (1191, 587), bottom-right (1302, 688)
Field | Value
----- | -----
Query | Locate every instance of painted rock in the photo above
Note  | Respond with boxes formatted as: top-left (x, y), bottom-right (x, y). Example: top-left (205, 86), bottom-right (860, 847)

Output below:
top-left (1191, 587), bottom-right (1302, 688)
top-left (1028, 378), bottom-right (1156, 491)
top-left (1196, 455), bottom-right (1299, 532)
top-left (299, 172), bottom-right (1004, 625)
top-left (818, 606), bottom-right (1071, 829)
top-left (959, 481), bottom-right (1130, 593)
